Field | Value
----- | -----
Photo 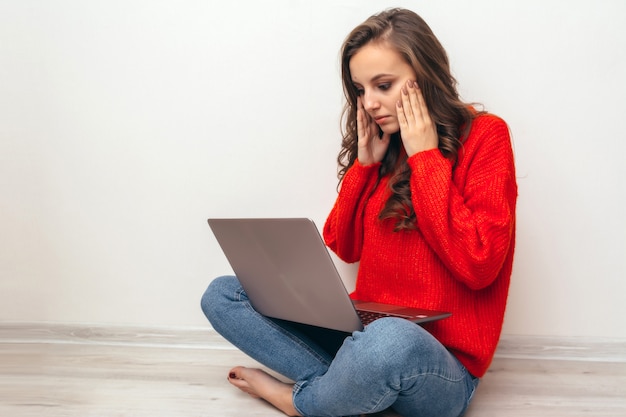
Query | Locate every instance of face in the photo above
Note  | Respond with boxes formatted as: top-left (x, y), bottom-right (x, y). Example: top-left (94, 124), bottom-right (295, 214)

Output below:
top-left (349, 42), bottom-right (417, 134)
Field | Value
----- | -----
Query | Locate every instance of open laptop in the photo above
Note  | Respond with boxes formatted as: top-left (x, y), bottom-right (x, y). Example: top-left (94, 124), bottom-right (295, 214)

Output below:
top-left (208, 218), bottom-right (451, 333)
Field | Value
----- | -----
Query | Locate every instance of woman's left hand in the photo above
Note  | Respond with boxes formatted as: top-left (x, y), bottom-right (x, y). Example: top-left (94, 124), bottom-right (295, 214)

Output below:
top-left (396, 80), bottom-right (439, 156)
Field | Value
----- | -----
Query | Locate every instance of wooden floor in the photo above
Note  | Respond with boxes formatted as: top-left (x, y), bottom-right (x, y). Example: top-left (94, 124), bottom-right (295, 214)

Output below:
top-left (1, 323), bottom-right (625, 417)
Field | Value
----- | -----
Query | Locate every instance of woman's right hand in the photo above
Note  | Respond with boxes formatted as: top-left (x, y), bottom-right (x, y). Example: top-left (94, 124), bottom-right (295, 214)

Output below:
top-left (356, 96), bottom-right (391, 165)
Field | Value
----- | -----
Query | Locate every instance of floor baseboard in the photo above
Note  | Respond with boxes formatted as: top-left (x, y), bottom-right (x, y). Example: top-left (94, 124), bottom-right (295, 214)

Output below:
top-left (1, 321), bottom-right (624, 363)
top-left (495, 334), bottom-right (626, 362)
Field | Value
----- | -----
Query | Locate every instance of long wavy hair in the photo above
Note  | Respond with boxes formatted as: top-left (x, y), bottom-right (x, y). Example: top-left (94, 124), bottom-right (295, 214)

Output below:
top-left (338, 8), bottom-right (480, 231)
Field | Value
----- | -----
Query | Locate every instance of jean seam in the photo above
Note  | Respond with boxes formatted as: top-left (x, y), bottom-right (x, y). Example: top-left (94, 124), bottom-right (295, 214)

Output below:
top-left (400, 369), bottom-right (465, 386)
top-left (367, 388), bottom-right (395, 414)
top-left (292, 381), bottom-right (304, 416)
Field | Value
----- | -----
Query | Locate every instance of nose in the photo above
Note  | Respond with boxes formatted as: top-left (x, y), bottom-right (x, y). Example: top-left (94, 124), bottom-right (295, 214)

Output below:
top-left (362, 90), bottom-right (380, 112)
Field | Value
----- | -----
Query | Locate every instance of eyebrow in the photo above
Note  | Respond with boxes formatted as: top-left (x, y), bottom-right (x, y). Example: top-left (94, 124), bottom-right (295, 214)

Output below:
top-left (352, 73), bottom-right (395, 85)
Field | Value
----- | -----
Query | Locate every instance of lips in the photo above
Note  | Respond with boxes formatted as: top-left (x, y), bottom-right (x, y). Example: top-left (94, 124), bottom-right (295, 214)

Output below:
top-left (374, 116), bottom-right (390, 124)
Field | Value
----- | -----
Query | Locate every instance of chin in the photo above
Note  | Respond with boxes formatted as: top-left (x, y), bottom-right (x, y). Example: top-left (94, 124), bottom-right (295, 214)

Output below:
top-left (381, 125), bottom-right (400, 135)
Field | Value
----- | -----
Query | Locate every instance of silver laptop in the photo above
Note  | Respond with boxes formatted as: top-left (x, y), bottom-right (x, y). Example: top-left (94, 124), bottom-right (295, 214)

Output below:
top-left (208, 218), bottom-right (451, 333)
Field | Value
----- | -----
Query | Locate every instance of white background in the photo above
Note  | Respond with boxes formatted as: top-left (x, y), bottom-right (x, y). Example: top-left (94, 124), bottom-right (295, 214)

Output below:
top-left (1, 0), bottom-right (625, 338)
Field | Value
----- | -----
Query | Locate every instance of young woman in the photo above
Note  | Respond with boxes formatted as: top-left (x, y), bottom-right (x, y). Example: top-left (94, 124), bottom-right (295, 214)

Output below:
top-left (202, 8), bottom-right (517, 417)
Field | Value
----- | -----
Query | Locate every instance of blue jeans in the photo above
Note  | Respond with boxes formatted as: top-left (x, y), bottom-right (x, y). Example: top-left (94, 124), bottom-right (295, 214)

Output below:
top-left (201, 275), bottom-right (479, 417)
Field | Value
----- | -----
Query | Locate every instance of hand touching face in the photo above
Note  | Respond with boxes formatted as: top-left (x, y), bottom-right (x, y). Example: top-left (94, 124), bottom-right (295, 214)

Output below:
top-left (396, 80), bottom-right (438, 156)
top-left (349, 42), bottom-right (438, 163)
top-left (355, 94), bottom-right (391, 166)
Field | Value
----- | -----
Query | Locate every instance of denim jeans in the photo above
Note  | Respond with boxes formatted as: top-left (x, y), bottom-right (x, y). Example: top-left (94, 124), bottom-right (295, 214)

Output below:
top-left (201, 275), bottom-right (479, 417)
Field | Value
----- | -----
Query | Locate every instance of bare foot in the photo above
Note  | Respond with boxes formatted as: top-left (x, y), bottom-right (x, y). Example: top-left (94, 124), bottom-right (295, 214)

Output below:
top-left (228, 366), bottom-right (301, 416)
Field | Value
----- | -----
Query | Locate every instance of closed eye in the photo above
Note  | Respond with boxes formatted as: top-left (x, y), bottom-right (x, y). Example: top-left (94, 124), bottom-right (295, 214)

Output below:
top-left (352, 85), bottom-right (364, 95)
top-left (352, 82), bottom-right (391, 95)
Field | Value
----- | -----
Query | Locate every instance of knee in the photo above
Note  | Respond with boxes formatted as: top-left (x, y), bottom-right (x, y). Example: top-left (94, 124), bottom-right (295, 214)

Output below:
top-left (200, 275), bottom-right (239, 322)
top-left (364, 317), bottom-right (423, 340)
top-left (358, 318), bottom-right (437, 363)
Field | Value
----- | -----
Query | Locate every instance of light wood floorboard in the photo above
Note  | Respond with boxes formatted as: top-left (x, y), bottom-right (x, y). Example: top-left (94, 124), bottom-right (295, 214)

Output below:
top-left (1, 323), bottom-right (625, 416)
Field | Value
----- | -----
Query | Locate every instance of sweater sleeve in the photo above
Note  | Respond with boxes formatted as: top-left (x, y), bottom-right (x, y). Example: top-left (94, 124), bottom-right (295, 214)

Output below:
top-left (409, 115), bottom-right (517, 290)
top-left (323, 160), bottom-right (380, 263)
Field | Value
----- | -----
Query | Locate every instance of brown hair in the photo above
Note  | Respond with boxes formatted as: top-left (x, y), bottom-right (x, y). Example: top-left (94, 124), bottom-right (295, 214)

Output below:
top-left (338, 8), bottom-right (480, 230)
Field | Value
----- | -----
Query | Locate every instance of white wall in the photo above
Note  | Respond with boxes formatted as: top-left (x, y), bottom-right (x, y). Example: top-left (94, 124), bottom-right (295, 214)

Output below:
top-left (1, 0), bottom-right (624, 338)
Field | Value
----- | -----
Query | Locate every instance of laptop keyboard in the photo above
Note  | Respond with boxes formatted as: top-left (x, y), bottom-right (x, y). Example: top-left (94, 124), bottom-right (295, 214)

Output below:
top-left (356, 309), bottom-right (397, 325)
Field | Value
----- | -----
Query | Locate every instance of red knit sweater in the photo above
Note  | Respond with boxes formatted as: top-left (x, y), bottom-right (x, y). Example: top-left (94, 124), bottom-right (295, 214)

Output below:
top-left (323, 113), bottom-right (517, 378)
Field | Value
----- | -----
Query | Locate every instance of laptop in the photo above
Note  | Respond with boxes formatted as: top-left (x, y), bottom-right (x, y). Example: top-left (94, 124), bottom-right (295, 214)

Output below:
top-left (208, 218), bottom-right (451, 333)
